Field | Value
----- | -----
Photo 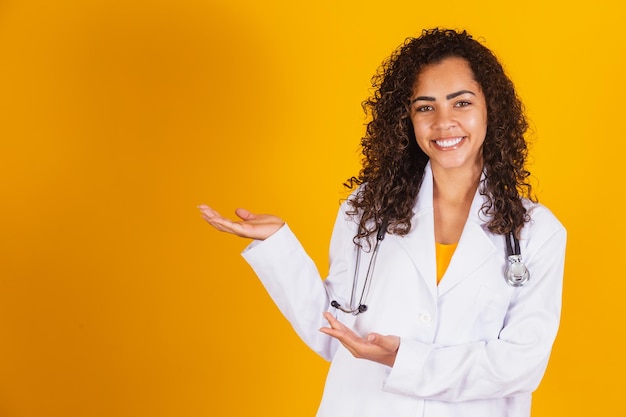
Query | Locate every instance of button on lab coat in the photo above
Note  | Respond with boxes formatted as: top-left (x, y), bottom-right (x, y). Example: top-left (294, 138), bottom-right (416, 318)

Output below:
top-left (242, 165), bottom-right (567, 417)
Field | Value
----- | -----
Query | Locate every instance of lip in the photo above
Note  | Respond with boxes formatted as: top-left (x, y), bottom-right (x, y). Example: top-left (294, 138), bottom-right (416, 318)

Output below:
top-left (432, 136), bottom-right (466, 150)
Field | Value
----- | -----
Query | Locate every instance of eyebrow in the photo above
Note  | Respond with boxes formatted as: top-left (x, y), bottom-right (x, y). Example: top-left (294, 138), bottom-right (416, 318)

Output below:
top-left (411, 90), bottom-right (476, 104)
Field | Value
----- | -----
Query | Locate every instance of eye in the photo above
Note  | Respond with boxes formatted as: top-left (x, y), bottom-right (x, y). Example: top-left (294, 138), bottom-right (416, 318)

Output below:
top-left (415, 105), bottom-right (434, 112)
top-left (454, 100), bottom-right (471, 108)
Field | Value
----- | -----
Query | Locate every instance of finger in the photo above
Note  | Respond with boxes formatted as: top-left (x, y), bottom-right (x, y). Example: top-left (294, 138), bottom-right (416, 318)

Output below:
top-left (203, 216), bottom-right (238, 233)
top-left (198, 205), bottom-right (233, 228)
top-left (320, 313), bottom-right (361, 345)
top-left (234, 207), bottom-right (256, 221)
top-left (197, 204), bottom-right (220, 218)
top-left (318, 324), bottom-right (349, 339)
top-left (322, 312), bottom-right (351, 332)
top-left (367, 333), bottom-right (400, 353)
top-left (198, 206), bottom-right (242, 233)
top-left (323, 311), bottom-right (342, 326)
top-left (198, 207), bottom-right (226, 225)
top-left (318, 326), bottom-right (342, 339)
top-left (319, 327), bottom-right (363, 356)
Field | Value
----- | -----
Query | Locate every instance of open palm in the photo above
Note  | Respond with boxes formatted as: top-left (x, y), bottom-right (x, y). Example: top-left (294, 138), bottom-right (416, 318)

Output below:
top-left (198, 205), bottom-right (285, 241)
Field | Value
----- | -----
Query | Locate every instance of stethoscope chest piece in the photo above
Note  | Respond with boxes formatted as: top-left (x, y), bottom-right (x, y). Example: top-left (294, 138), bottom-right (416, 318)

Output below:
top-left (504, 232), bottom-right (530, 287)
top-left (505, 254), bottom-right (529, 287)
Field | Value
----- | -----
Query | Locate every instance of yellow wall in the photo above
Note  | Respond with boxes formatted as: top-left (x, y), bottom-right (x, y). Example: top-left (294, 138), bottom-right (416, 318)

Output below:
top-left (0, 0), bottom-right (624, 415)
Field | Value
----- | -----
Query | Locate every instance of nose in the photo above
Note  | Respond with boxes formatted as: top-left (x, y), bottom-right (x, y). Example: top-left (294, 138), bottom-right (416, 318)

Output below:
top-left (433, 107), bottom-right (457, 130)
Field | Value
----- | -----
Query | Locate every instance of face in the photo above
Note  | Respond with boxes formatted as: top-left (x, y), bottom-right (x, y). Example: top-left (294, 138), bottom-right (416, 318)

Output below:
top-left (409, 56), bottom-right (488, 174)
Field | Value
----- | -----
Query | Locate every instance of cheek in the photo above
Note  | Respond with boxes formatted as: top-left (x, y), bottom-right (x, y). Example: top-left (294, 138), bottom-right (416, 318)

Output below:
top-left (411, 119), bottom-right (429, 141)
top-left (411, 127), bottom-right (429, 153)
top-left (466, 112), bottom-right (488, 138)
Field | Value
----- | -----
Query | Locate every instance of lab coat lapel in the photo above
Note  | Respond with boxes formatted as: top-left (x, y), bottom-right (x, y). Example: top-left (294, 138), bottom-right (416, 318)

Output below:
top-left (437, 184), bottom-right (497, 296)
top-left (394, 165), bottom-right (438, 299)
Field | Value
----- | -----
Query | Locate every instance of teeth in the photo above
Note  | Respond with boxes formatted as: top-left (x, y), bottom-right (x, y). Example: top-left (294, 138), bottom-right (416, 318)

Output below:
top-left (435, 137), bottom-right (463, 148)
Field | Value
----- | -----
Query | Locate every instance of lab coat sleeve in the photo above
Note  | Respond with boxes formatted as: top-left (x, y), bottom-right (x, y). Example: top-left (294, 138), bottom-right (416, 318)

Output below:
top-left (383, 214), bottom-right (567, 402)
top-left (241, 205), bottom-right (354, 361)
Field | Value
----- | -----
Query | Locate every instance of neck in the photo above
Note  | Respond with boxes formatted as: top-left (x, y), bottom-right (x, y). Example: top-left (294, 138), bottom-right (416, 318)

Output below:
top-left (431, 165), bottom-right (482, 205)
top-left (430, 164), bottom-right (483, 244)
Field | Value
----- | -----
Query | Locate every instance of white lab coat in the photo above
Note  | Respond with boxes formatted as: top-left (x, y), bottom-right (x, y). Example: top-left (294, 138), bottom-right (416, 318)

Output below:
top-left (242, 164), bottom-right (567, 417)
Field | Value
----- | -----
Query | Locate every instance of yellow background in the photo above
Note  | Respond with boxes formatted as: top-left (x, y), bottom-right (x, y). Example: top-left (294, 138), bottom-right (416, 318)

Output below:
top-left (0, 0), bottom-right (624, 415)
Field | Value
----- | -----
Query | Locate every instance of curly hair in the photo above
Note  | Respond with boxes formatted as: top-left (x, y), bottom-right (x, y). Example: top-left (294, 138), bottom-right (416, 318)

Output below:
top-left (346, 28), bottom-right (534, 244)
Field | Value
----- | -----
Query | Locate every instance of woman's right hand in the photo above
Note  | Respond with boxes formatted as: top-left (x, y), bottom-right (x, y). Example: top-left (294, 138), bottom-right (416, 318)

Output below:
top-left (198, 205), bottom-right (285, 241)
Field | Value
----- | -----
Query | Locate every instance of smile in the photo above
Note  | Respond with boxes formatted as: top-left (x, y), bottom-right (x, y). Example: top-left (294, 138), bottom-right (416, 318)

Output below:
top-left (434, 137), bottom-right (464, 148)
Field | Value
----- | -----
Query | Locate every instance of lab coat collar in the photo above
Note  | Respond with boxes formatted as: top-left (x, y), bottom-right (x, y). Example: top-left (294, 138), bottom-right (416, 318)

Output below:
top-left (395, 162), bottom-right (497, 298)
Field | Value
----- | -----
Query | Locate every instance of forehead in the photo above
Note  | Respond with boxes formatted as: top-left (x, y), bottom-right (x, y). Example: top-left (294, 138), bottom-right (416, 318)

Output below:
top-left (413, 57), bottom-right (479, 92)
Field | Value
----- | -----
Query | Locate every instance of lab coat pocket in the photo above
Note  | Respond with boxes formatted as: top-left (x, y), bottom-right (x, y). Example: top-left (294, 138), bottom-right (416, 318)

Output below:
top-left (473, 285), bottom-right (510, 337)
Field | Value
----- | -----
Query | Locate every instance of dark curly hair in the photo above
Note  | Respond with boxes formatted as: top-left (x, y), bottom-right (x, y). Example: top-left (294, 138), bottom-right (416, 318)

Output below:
top-left (346, 28), bottom-right (534, 244)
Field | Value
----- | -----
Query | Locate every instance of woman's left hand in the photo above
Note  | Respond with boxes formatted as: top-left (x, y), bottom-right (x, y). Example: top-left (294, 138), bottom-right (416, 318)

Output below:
top-left (319, 312), bottom-right (400, 367)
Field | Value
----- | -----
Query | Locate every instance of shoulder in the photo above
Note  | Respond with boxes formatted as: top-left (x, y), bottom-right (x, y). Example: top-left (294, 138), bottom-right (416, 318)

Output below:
top-left (520, 199), bottom-right (567, 247)
top-left (333, 191), bottom-right (361, 232)
top-left (337, 185), bottom-right (366, 220)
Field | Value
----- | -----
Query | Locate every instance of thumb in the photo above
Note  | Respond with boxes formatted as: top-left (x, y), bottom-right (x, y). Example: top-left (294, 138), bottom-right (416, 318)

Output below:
top-left (234, 208), bottom-right (256, 220)
top-left (367, 333), bottom-right (400, 352)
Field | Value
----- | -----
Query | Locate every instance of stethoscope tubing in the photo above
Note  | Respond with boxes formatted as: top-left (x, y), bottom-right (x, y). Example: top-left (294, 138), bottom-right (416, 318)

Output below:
top-left (332, 223), bottom-right (530, 315)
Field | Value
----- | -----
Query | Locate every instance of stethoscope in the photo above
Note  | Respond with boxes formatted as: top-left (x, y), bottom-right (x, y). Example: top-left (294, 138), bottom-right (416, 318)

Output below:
top-left (330, 220), bottom-right (388, 315)
top-left (331, 221), bottom-right (530, 315)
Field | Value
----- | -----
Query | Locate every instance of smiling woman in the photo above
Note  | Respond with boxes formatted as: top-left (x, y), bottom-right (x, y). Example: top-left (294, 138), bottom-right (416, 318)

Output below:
top-left (199, 28), bottom-right (566, 417)
top-left (410, 57), bottom-right (489, 245)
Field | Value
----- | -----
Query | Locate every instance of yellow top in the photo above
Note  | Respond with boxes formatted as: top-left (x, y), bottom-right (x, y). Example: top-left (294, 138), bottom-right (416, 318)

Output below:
top-left (435, 242), bottom-right (458, 284)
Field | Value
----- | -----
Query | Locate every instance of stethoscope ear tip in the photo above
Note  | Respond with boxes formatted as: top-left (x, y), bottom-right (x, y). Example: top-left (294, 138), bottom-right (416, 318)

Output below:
top-left (330, 300), bottom-right (368, 315)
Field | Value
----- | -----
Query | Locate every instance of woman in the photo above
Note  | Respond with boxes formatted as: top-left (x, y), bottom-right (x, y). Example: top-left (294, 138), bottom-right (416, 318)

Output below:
top-left (199, 28), bottom-right (566, 417)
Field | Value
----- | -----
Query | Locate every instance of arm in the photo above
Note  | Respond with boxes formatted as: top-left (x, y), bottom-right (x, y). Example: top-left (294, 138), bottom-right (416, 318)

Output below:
top-left (200, 203), bottom-right (363, 360)
top-left (238, 204), bottom-right (358, 361)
